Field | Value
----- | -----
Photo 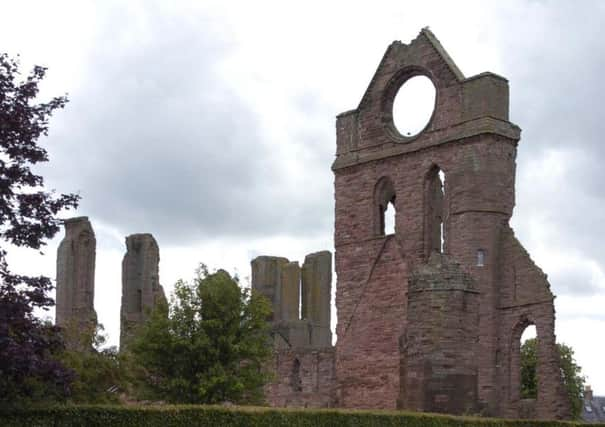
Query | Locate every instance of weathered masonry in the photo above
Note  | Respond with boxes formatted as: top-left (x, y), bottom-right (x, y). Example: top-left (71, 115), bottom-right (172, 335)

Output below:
top-left (120, 233), bottom-right (167, 350)
top-left (55, 219), bottom-right (166, 350)
top-left (262, 28), bottom-right (571, 419)
top-left (333, 28), bottom-right (569, 419)
top-left (55, 216), bottom-right (97, 347)
top-left (251, 252), bottom-right (335, 407)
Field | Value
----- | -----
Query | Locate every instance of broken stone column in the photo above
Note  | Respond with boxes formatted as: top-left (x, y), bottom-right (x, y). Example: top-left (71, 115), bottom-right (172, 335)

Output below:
top-left (251, 252), bottom-right (333, 349)
top-left (251, 256), bottom-right (289, 322)
top-left (120, 233), bottom-right (167, 350)
top-left (280, 262), bottom-right (300, 321)
top-left (252, 255), bottom-right (306, 349)
top-left (55, 216), bottom-right (97, 348)
top-left (302, 251), bottom-right (332, 347)
top-left (276, 261), bottom-right (310, 349)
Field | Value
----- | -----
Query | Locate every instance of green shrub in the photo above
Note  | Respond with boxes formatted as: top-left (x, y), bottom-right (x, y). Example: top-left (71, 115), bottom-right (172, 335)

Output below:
top-left (128, 267), bottom-right (273, 404)
top-left (0, 405), bottom-right (602, 427)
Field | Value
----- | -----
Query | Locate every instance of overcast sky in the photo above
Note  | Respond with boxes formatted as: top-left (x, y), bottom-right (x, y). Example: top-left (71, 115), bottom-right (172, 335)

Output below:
top-left (2, 0), bottom-right (605, 394)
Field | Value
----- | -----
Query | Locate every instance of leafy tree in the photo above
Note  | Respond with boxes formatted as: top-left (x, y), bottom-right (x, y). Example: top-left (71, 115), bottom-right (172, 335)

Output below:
top-left (130, 265), bottom-right (272, 404)
top-left (59, 324), bottom-right (126, 404)
top-left (520, 338), bottom-right (538, 400)
top-left (0, 52), bottom-right (79, 404)
top-left (558, 341), bottom-right (587, 419)
top-left (520, 338), bottom-right (586, 419)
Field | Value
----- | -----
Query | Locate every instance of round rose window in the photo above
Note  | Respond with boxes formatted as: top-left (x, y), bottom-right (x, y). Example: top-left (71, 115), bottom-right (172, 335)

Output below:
top-left (392, 75), bottom-right (436, 137)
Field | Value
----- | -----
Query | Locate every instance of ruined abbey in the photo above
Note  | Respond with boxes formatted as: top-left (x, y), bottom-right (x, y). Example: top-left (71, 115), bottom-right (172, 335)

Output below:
top-left (55, 29), bottom-right (571, 419)
top-left (252, 29), bottom-right (571, 419)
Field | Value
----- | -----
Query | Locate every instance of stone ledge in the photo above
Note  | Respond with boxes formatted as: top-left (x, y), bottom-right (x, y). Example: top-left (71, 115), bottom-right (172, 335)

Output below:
top-left (332, 116), bottom-right (521, 171)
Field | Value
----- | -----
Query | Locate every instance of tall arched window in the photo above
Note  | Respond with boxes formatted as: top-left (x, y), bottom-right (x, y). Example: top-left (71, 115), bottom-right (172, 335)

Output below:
top-left (374, 176), bottom-right (396, 236)
top-left (510, 318), bottom-right (540, 408)
top-left (425, 165), bottom-right (445, 254)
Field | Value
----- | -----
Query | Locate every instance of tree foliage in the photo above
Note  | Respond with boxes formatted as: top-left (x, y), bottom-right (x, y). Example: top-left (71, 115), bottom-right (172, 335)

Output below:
top-left (558, 341), bottom-right (586, 419)
top-left (520, 338), bottom-right (538, 400)
top-left (58, 324), bottom-right (127, 404)
top-left (520, 338), bottom-right (586, 419)
top-left (0, 52), bottom-right (79, 404)
top-left (129, 265), bottom-right (273, 404)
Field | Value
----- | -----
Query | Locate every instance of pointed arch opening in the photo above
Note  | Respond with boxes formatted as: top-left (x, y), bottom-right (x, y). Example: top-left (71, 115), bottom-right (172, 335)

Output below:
top-left (510, 317), bottom-right (540, 419)
top-left (374, 176), bottom-right (397, 236)
top-left (425, 165), bottom-right (446, 255)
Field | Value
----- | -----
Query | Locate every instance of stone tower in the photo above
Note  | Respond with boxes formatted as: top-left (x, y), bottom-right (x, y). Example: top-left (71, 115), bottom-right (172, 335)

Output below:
top-left (55, 216), bottom-right (97, 345)
top-left (120, 233), bottom-right (166, 349)
top-left (401, 253), bottom-right (479, 413)
top-left (332, 28), bottom-right (570, 418)
top-left (251, 252), bottom-right (335, 407)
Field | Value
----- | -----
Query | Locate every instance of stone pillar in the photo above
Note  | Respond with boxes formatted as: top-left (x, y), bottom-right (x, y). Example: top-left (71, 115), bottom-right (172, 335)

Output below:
top-left (302, 251), bottom-right (332, 347)
top-left (257, 251), bottom-right (337, 409)
top-left (55, 216), bottom-right (97, 348)
top-left (280, 262), bottom-right (300, 321)
top-left (251, 256), bottom-right (289, 322)
top-left (120, 233), bottom-right (167, 350)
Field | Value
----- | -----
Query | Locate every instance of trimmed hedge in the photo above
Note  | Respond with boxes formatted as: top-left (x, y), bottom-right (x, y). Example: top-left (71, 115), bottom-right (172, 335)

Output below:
top-left (0, 405), bottom-right (603, 427)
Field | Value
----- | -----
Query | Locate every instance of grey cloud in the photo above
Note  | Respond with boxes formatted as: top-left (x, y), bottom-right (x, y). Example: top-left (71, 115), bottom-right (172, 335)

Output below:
top-left (38, 2), bottom-right (334, 246)
top-left (32, 2), bottom-right (605, 284)
top-left (513, 157), bottom-right (605, 297)
top-left (490, 2), bottom-right (605, 298)
top-left (557, 309), bottom-right (605, 324)
top-left (513, 149), bottom-right (605, 284)
top-left (550, 265), bottom-right (603, 297)
top-left (498, 2), bottom-right (605, 161)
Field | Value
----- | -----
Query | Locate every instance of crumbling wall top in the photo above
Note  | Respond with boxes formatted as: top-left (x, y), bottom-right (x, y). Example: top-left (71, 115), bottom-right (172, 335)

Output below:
top-left (63, 216), bottom-right (94, 235)
top-left (125, 233), bottom-right (160, 254)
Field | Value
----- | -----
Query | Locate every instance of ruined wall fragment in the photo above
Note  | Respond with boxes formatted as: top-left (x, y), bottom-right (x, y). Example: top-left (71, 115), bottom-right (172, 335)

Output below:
top-left (302, 251), bottom-right (332, 348)
top-left (55, 216), bottom-right (97, 348)
top-left (332, 28), bottom-right (570, 419)
top-left (120, 233), bottom-right (166, 350)
top-left (280, 261), bottom-right (300, 322)
top-left (251, 251), bottom-right (335, 408)
top-left (265, 348), bottom-right (336, 408)
top-left (251, 256), bottom-right (289, 322)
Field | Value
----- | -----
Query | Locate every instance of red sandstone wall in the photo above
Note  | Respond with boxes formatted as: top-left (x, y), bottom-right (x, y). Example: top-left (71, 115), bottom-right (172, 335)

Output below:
top-left (265, 349), bottom-right (335, 408)
top-left (334, 135), bottom-right (516, 410)
top-left (403, 254), bottom-right (479, 414)
top-left (335, 236), bottom-right (408, 408)
top-left (496, 228), bottom-right (571, 419)
top-left (329, 29), bottom-right (570, 419)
